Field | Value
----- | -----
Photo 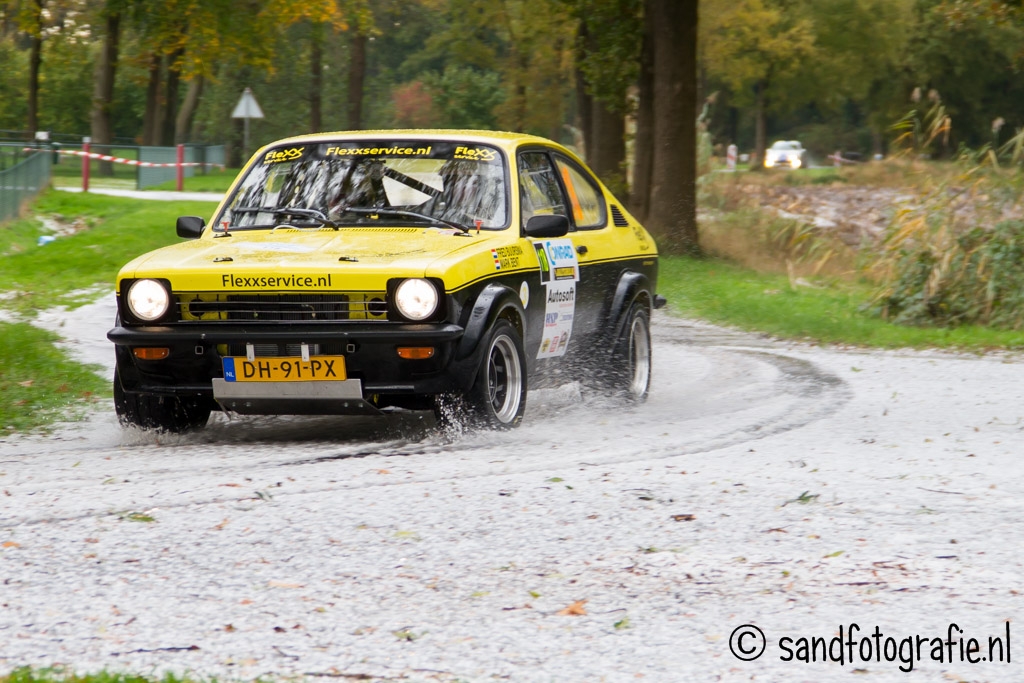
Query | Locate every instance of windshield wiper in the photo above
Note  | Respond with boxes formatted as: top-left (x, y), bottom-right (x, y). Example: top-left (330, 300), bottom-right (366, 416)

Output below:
top-left (230, 206), bottom-right (339, 229)
top-left (339, 206), bottom-right (470, 234)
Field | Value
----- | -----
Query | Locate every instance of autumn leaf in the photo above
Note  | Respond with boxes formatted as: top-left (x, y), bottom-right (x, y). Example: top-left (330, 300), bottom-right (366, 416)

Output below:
top-left (268, 580), bottom-right (305, 589)
top-left (557, 599), bottom-right (588, 616)
top-left (17, 380), bottom-right (34, 388)
top-left (2, 541), bottom-right (20, 548)
top-left (671, 514), bottom-right (696, 522)
top-left (214, 518), bottom-right (230, 530)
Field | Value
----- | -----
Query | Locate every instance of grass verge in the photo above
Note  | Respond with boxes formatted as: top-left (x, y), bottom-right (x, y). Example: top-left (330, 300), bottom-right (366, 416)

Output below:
top-left (0, 322), bottom-right (108, 436)
top-left (0, 189), bottom-right (216, 314)
top-left (659, 256), bottom-right (1024, 350)
top-left (0, 669), bottom-right (197, 683)
top-left (1, 189), bottom-right (212, 435)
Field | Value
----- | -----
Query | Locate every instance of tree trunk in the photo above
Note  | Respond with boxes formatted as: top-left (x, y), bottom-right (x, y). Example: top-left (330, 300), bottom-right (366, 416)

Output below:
top-left (575, 19), bottom-right (593, 161)
top-left (91, 9), bottom-right (120, 176)
top-left (590, 101), bottom-right (625, 195)
top-left (27, 0), bottom-right (43, 137)
top-left (574, 66), bottom-right (592, 162)
top-left (310, 22), bottom-right (324, 133)
top-left (142, 53), bottom-right (161, 146)
top-left (160, 47), bottom-right (184, 146)
top-left (175, 75), bottom-right (204, 144)
top-left (645, 0), bottom-right (698, 255)
top-left (347, 32), bottom-right (367, 130)
top-left (629, 3), bottom-right (655, 223)
top-left (753, 79), bottom-right (767, 168)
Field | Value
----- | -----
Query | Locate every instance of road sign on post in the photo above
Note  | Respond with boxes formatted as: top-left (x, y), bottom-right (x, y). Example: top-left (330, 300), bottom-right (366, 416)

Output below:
top-left (231, 87), bottom-right (264, 163)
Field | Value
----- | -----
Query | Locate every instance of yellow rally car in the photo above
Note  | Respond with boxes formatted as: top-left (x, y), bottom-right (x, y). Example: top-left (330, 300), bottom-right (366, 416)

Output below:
top-left (108, 130), bottom-right (664, 432)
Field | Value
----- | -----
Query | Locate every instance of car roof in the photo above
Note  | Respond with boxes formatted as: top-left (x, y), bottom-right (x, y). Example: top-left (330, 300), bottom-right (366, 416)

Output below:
top-left (262, 129), bottom-right (555, 154)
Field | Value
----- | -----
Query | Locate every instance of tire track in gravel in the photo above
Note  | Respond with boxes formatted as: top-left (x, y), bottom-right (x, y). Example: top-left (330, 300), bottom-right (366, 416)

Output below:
top-left (0, 315), bottom-right (850, 527)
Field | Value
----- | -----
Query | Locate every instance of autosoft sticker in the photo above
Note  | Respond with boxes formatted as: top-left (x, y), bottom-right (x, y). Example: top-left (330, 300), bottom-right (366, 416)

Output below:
top-left (537, 238), bottom-right (578, 359)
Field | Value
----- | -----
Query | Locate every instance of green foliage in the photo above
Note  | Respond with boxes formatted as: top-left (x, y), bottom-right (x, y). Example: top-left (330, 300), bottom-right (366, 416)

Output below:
top-left (870, 164), bottom-right (1024, 328)
top-left (905, 1), bottom-right (1024, 151)
top-left (421, 65), bottom-right (504, 129)
top-left (573, 0), bottom-right (642, 112)
top-left (0, 38), bottom-right (28, 130)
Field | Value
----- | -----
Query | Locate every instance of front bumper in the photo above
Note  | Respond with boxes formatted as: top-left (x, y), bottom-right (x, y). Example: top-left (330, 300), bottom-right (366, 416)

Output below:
top-left (109, 321), bottom-right (472, 414)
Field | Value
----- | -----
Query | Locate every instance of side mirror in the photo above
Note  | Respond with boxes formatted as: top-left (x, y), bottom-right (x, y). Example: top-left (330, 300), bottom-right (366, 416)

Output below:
top-left (176, 216), bottom-right (206, 239)
top-left (524, 214), bottom-right (569, 238)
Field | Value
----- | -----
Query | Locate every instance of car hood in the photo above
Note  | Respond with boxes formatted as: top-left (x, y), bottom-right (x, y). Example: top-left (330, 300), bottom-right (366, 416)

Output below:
top-left (118, 227), bottom-right (488, 292)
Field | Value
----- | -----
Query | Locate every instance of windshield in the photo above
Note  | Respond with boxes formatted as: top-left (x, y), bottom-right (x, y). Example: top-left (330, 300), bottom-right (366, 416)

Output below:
top-left (217, 141), bottom-right (508, 232)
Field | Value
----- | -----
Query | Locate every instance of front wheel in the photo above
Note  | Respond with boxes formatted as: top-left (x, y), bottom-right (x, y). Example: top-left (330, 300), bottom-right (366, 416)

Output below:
top-left (114, 367), bottom-right (211, 433)
top-left (609, 303), bottom-right (651, 401)
top-left (465, 319), bottom-right (527, 429)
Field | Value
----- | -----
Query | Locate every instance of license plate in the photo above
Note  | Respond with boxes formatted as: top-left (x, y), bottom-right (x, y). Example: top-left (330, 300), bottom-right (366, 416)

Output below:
top-left (222, 356), bottom-right (347, 382)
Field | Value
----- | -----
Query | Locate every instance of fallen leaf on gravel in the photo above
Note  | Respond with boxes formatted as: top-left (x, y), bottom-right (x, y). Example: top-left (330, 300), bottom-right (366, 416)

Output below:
top-left (213, 518), bottom-right (230, 530)
top-left (393, 628), bottom-right (421, 641)
top-left (376, 469), bottom-right (390, 474)
top-left (224, 624), bottom-right (236, 632)
top-left (219, 483), bottom-right (241, 488)
top-left (84, 538), bottom-right (99, 543)
top-left (557, 599), bottom-right (588, 616)
top-left (240, 599), bottom-right (253, 605)
top-left (2, 541), bottom-right (20, 548)
top-left (267, 580), bottom-right (305, 589)
top-left (671, 514), bottom-right (696, 522)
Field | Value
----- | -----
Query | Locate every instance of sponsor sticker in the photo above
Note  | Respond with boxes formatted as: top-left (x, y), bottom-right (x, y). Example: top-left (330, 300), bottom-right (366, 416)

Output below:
top-left (453, 146), bottom-right (498, 162)
top-left (263, 147), bottom-right (305, 164)
top-left (543, 239), bottom-right (580, 282)
top-left (536, 238), bottom-right (579, 359)
top-left (490, 244), bottom-right (523, 271)
top-left (538, 280), bottom-right (576, 359)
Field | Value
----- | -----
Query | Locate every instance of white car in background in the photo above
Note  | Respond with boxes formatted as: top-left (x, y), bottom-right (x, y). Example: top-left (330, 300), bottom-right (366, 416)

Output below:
top-left (764, 140), bottom-right (805, 169)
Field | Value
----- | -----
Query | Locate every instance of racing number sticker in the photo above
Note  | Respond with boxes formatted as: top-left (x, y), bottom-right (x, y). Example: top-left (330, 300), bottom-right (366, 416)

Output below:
top-left (537, 239), bottom-right (579, 359)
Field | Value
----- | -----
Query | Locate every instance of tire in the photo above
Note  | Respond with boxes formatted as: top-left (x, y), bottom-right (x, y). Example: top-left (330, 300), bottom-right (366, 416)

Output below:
top-left (113, 367), bottom-right (211, 433)
top-left (465, 319), bottom-right (527, 429)
top-left (609, 303), bottom-right (651, 401)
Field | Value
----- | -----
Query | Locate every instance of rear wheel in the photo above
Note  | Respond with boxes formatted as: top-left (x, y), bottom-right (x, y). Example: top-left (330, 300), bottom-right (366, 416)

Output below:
top-left (114, 367), bottom-right (211, 433)
top-left (466, 319), bottom-right (527, 429)
top-left (609, 303), bottom-right (651, 401)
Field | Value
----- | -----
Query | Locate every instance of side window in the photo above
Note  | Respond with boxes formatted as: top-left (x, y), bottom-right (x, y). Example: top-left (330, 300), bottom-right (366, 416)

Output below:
top-left (518, 151), bottom-right (567, 230)
top-left (554, 156), bottom-right (606, 229)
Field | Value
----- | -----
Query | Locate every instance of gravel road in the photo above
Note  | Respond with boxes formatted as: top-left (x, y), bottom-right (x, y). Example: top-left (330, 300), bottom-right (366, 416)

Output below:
top-left (2, 301), bottom-right (1023, 681)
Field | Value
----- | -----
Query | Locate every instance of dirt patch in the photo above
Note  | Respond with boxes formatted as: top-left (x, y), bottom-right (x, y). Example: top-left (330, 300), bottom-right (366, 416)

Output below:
top-left (740, 184), bottom-right (917, 247)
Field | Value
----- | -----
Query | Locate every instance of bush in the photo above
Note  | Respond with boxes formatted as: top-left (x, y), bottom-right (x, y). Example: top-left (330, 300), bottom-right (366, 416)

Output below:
top-left (869, 159), bottom-right (1024, 329)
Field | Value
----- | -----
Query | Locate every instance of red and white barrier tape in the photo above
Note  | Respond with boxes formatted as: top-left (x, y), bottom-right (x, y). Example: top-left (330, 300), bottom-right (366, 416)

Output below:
top-left (25, 148), bottom-right (223, 169)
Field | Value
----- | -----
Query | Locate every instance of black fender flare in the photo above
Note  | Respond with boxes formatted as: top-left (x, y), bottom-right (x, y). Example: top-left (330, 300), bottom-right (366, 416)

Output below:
top-left (605, 271), bottom-right (653, 348)
top-left (450, 283), bottom-right (526, 392)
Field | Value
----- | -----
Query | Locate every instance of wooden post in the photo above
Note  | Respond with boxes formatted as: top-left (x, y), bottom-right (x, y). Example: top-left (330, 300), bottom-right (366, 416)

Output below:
top-left (176, 143), bottom-right (184, 192)
top-left (82, 138), bottom-right (91, 193)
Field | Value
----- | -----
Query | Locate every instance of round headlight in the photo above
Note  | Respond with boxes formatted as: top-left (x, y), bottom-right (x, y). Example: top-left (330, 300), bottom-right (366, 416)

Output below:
top-left (394, 278), bottom-right (438, 321)
top-left (127, 279), bottom-right (171, 321)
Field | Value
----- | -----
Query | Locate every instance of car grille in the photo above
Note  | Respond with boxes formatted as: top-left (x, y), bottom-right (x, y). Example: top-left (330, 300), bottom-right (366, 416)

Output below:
top-left (175, 292), bottom-right (388, 323)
